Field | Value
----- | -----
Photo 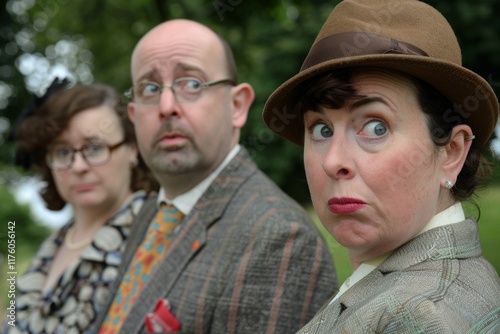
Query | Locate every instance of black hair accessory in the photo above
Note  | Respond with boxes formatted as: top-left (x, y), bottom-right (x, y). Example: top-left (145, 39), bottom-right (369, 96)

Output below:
top-left (8, 77), bottom-right (71, 170)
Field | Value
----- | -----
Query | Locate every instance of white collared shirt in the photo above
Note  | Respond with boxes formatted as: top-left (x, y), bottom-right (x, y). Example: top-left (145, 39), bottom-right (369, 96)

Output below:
top-left (330, 202), bottom-right (465, 304)
top-left (156, 145), bottom-right (240, 215)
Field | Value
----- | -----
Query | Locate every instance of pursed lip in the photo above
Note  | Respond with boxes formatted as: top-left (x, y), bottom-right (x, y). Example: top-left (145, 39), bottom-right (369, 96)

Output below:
top-left (157, 132), bottom-right (188, 147)
top-left (327, 197), bottom-right (366, 214)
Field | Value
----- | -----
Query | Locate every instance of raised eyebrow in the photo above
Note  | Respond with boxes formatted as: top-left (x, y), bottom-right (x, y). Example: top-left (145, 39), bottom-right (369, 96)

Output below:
top-left (348, 96), bottom-right (393, 113)
top-left (304, 108), bottom-right (327, 117)
top-left (176, 63), bottom-right (203, 73)
top-left (137, 70), bottom-right (161, 83)
top-left (174, 63), bottom-right (206, 78)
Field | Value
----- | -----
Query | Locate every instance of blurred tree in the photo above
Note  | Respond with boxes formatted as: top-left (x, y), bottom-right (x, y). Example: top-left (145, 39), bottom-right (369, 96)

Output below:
top-left (0, 2), bottom-right (26, 165)
top-left (1, 0), bottom-right (499, 205)
top-left (426, 0), bottom-right (500, 97)
top-left (0, 183), bottom-right (50, 258)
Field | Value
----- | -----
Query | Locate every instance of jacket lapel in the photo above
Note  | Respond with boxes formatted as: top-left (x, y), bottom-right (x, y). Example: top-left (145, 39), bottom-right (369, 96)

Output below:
top-left (119, 147), bottom-right (258, 333)
top-left (297, 299), bottom-right (344, 333)
top-left (377, 219), bottom-right (481, 273)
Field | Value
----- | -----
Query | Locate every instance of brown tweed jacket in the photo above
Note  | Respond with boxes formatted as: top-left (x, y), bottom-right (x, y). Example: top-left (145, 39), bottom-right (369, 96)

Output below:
top-left (297, 218), bottom-right (500, 334)
top-left (91, 147), bottom-right (338, 333)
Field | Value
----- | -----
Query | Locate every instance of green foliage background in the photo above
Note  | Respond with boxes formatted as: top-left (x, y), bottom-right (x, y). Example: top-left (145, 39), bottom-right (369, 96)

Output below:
top-left (0, 183), bottom-right (50, 260)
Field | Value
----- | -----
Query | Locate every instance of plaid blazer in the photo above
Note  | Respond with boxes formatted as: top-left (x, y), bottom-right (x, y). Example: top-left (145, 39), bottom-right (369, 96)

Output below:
top-left (91, 147), bottom-right (337, 333)
top-left (297, 218), bottom-right (500, 334)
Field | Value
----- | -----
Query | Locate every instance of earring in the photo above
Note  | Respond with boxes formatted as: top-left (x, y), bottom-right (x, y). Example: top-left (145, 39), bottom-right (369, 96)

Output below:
top-left (465, 134), bottom-right (475, 141)
top-left (132, 158), bottom-right (139, 167)
top-left (445, 180), bottom-right (453, 189)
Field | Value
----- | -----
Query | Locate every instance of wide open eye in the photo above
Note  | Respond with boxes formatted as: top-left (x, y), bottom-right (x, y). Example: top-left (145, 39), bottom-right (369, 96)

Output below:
top-left (177, 78), bottom-right (202, 93)
top-left (311, 123), bottom-right (333, 140)
top-left (138, 82), bottom-right (161, 97)
top-left (363, 120), bottom-right (387, 137)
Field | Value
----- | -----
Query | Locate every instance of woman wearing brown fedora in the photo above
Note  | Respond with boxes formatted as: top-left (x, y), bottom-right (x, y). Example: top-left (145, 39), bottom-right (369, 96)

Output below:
top-left (264, 0), bottom-right (500, 333)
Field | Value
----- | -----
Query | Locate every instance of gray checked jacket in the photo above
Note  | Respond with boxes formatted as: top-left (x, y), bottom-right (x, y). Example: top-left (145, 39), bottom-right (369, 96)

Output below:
top-left (297, 218), bottom-right (500, 334)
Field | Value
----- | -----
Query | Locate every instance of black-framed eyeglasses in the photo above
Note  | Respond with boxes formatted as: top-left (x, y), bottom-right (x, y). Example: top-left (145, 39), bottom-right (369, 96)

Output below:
top-left (46, 140), bottom-right (126, 170)
top-left (125, 77), bottom-right (236, 105)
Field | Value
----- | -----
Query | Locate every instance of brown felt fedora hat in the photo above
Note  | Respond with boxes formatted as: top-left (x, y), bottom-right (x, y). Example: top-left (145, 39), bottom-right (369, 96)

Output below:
top-left (263, 0), bottom-right (499, 146)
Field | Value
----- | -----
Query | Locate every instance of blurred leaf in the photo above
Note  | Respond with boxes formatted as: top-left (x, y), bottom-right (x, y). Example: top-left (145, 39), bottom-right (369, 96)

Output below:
top-left (0, 183), bottom-right (50, 258)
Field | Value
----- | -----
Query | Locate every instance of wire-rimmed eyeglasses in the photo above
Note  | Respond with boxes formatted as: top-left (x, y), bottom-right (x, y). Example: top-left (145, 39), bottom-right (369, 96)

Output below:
top-left (125, 77), bottom-right (236, 105)
top-left (46, 140), bottom-right (126, 170)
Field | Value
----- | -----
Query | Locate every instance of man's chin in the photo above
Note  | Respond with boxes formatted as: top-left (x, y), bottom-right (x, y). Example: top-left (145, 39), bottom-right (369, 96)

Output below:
top-left (150, 154), bottom-right (197, 175)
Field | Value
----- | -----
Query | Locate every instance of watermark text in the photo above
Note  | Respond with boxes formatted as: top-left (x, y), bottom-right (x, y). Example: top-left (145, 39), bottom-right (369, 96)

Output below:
top-left (5, 221), bottom-right (17, 327)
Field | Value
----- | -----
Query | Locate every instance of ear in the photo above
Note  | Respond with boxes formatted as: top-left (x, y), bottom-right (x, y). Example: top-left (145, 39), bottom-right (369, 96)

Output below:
top-left (230, 83), bottom-right (255, 129)
top-left (440, 124), bottom-right (473, 186)
top-left (126, 102), bottom-right (139, 164)
top-left (124, 138), bottom-right (138, 164)
top-left (130, 142), bottom-right (138, 159)
top-left (128, 101), bottom-right (136, 124)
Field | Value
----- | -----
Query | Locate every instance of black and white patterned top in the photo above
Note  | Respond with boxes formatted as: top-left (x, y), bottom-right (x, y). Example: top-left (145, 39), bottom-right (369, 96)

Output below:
top-left (2, 191), bottom-right (147, 334)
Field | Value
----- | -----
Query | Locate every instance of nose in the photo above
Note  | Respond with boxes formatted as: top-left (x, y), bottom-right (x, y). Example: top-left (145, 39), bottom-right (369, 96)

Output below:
top-left (322, 136), bottom-right (355, 180)
top-left (158, 86), bottom-right (181, 119)
top-left (71, 151), bottom-right (90, 172)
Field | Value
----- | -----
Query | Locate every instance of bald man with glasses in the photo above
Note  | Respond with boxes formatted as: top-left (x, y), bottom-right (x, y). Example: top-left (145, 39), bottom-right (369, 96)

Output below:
top-left (93, 19), bottom-right (337, 334)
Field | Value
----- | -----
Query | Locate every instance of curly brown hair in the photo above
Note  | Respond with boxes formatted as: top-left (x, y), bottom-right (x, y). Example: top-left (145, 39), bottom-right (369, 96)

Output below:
top-left (15, 83), bottom-right (159, 210)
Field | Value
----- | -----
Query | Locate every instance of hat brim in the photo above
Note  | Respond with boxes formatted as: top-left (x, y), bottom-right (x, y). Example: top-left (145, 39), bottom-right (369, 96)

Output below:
top-left (263, 54), bottom-right (498, 146)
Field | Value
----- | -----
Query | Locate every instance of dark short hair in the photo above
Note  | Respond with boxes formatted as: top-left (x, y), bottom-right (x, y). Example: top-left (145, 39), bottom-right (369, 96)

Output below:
top-left (294, 69), bottom-right (493, 203)
top-left (15, 83), bottom-right (159, 210)
top-left (413, 79), bottom-right (493, 202)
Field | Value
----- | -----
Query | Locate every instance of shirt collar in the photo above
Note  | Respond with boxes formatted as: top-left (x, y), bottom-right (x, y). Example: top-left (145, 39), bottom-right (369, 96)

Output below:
top-left (417, 201), bottom-right (464, 236)
top-left (330, 252), bottom-right (390, 304)
top-left (157, 145), bottom-right (240, 215)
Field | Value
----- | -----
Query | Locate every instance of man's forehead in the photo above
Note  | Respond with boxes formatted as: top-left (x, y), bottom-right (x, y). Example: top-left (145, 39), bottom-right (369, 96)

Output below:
top-left (132, 41), bottom-right (226, 81)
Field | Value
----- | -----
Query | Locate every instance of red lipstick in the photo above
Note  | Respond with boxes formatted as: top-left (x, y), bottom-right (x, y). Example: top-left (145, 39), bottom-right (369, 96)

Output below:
top-left (328, 197), bottom-right (366, 214)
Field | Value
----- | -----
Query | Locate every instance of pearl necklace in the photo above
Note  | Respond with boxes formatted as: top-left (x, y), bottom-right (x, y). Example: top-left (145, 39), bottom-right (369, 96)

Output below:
top-left (64, 227), bottom-right (93, 250)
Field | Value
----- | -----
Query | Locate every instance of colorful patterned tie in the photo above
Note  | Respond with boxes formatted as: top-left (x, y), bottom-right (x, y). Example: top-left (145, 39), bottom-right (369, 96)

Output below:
top-left (99, 204), bottom-right (184, 334)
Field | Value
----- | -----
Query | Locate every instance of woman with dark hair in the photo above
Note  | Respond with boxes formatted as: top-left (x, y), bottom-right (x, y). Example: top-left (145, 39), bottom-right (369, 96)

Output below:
top-left (3, 80), bottom-right (158, 334)
top-left (263, 0), bottom-right (500, 332)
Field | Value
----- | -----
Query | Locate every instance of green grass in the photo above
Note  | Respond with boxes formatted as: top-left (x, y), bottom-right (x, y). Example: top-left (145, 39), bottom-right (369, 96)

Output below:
top-left (463, 186), bottom-right (500, 273)
top-left (311, 185), bottom-right (500, 284)
top-left (310, 217), bottom-right (353, 284)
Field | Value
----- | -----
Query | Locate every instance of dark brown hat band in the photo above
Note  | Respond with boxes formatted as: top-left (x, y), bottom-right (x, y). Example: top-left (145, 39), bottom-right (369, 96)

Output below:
top-left (264, 1), bottom-right (498, 147)
top-left (301, 32), bottom-right (429, 72)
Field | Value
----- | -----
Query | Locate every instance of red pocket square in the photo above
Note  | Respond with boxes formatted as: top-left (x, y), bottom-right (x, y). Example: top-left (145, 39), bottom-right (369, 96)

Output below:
top-left (145, 299), bottom-right (181, 333)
